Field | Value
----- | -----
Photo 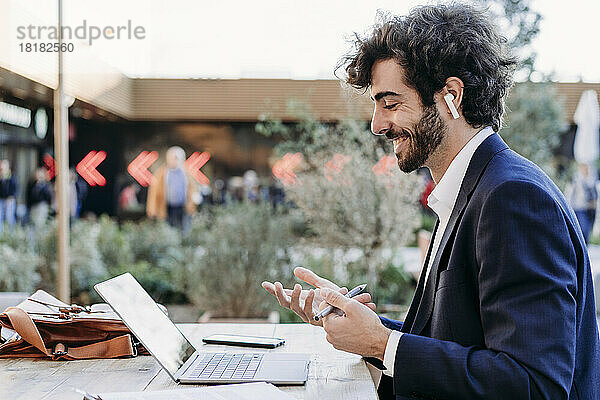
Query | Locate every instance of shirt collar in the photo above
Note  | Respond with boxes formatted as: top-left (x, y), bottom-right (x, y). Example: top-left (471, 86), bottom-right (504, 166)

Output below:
top-left (427, 126), bottom-right (495, 222)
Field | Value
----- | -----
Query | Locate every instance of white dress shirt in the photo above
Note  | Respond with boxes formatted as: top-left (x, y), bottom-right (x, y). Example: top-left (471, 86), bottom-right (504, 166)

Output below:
top-left (382, 126), bottom-right (494, 376)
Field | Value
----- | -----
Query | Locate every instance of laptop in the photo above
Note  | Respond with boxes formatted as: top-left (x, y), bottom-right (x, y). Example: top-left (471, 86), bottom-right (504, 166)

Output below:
top-left (94, 273), bottom-right (310, 385)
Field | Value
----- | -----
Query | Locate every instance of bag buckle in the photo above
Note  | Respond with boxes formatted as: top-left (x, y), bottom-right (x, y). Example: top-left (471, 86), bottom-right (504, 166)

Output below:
top-left (130, 336), bottom-right (140, 357)
top-left (58, 312), bottom-right (71, 320)
top-left (53, 343), bottom-right (68, 357)
top-left (58, 305), bottom-right (91, 315)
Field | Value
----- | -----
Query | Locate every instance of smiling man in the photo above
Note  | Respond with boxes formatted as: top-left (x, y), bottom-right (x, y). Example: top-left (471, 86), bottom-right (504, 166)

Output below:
top-left (262, 3), bottom-right (600, 399)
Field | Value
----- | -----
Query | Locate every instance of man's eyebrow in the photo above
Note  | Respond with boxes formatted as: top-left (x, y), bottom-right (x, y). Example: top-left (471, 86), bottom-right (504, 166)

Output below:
top-left (371, 91), bottom-right (401, 102)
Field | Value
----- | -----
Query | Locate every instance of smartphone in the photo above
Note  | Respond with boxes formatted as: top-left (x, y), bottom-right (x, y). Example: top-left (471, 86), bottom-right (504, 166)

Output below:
top-left (202, 334), bottom-right (285, 349)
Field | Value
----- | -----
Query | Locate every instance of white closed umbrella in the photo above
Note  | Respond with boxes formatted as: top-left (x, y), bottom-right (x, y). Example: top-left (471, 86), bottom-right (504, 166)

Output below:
top-left (574, 90), bottom-right (600, 241)
top-left (574, 90), bottom-right (600, 164)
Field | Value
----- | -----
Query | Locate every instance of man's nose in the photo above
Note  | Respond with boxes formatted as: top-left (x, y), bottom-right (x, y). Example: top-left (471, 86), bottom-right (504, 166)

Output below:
top-left (371, 106), bottom-right (391, 136)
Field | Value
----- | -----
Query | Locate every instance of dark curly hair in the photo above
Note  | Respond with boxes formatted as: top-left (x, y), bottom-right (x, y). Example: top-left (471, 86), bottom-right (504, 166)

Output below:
top-left (337, 3), bottom-right (517, 132)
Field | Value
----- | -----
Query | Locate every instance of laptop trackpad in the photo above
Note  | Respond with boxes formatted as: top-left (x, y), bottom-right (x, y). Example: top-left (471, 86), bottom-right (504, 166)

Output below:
top-left (255, 354), bottom-right (310, 383)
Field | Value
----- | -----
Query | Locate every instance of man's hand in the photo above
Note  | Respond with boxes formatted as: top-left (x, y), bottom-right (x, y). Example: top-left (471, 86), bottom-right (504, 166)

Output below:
top-left (261, 267), bottom-right (376, 327)
top-left (319, 288), bottom-right (391, 360)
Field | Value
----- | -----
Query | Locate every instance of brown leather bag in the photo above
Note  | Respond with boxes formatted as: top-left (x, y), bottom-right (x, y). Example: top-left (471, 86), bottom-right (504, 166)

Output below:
top-left (0, 290), bottom-right (149, 360)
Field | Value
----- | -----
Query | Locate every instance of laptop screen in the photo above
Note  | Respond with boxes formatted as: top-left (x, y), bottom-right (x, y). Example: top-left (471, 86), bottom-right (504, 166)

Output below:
top-left (95, 273), bottom-right (196, 379)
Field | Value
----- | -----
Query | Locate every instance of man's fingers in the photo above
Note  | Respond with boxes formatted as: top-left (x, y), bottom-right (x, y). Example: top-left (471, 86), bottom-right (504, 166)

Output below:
top-left (290, 284), bottom-right (307, 322)
top-left (353, 292), bottom-right (372, 304)
top-left (318, 299), bottom-right (329, 312)
top-left (265, 282), bottom-right (297, 300)
top-left (294, 267), bottom-right (340, 290)
top-left (262, 281), bottom-right (294, 295)
top-left (303, 289), bottom-right (318, 324)
top-left (262, 281), bottom-right (275, 295)
top-left (321, 288), bottom-right (354, 313)
top-left (274, 282), bottom-right (291, 308)
top-left (265, 277), bottom-right (367, 321)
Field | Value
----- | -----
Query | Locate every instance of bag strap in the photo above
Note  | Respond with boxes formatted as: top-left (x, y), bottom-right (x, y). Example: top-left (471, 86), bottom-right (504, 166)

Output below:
top-left (4, 307), bottom-right (49, 356)
top-left (53, 334), bottom-right (136, 360)
top-left (4, 307), bottom-right (137, 360)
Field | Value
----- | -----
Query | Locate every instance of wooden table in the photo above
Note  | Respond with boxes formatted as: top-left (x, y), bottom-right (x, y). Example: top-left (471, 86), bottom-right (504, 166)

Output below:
top-left (0, 323), bottom-right (378, 400)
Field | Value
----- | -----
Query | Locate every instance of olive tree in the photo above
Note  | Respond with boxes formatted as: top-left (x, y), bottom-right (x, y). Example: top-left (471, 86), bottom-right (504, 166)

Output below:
top-left (501, 82), bottom-right (568, 185)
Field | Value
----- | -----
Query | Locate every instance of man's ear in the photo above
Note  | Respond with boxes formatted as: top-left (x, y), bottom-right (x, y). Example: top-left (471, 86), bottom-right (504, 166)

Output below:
top-left (442, 77), bottom-right (465, 118)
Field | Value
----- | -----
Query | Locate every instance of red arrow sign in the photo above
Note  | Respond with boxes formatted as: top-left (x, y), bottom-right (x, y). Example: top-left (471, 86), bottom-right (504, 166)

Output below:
top-left (76, 151), bottom-right (107, 186)
top-left (185, 151), bottom-right (211, 185)
top-left (324, 153), bottom-right (351, 182)
top-left (43, 154), bottom-right (55, 180)
top-left (272, 152), bottom-right (303, 186)
top-left (372, 155), bottom-right (397, 177)
top-left (128, 151), bottom-right (158, 187)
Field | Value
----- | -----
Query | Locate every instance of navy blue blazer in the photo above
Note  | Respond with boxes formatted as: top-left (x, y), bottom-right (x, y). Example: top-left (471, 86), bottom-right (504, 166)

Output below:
top-left (375, 133), bottom-right (600, 399)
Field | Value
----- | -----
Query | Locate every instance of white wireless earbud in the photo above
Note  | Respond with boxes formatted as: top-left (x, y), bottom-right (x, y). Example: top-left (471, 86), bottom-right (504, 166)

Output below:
top-left (444, 93), bottom-right (460, 119)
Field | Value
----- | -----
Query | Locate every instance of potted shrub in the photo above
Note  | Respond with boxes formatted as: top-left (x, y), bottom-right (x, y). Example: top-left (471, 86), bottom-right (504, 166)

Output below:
top-left (178, 203), bottom-right (296, 322)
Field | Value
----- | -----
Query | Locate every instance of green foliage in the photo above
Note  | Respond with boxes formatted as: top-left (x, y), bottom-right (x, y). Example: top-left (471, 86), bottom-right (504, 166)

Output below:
top-left (0, 226), bottom-right (40, 292)
top-left (0, 217), bottom-right (189, 304)
top-left (0, 224), bottom-right (30, 252)
top-left (479, 0), bottom-right (542, 79)
top-left (278, 307), bottom-right (304, 323)
top-left (121, 219), bottom-right (181, 266)
top-left (298, 251), bottom-right (337, 283)
top-left (501, 82), bottom-right (567, 184)
top-left (0, 244), bottom-right (41, 292)
top-left (181, 213), bottom-right (211, 248)
top-left (21, 220), bottom-right (109, 301)
top-left (351, 260), bottom-right (414, 306)
top-left (34, 221), bottom-right (58, 292)
top-left (1, 208), bottom-right (419, 316)
top-left (0, 209), bottom-right (293, 311)
top-left (108, 260), bottom-right (186, 304)
top-left (419, 212), bottom-right (437, 234)
top-left (70, 220), bottom-right (107, 299)
top-left (178, 203), bottom-right (296, 318)
top-left (96, 215), bottom-right (133, 268)
top-left (104, 218), bottom-right (187, 304)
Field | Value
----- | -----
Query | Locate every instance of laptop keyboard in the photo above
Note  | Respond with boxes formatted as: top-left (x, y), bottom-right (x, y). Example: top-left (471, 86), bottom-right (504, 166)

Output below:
top-left (188, 353), bottom-right (264, 380)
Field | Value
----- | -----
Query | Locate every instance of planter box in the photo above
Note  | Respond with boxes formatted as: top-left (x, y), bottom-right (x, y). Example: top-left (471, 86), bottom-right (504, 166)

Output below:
top-left (198, 311), bottom-right (280, 324)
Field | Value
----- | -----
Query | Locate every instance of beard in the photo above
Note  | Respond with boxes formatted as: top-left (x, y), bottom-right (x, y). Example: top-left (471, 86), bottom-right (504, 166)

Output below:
top-left (387, 104), bottom-right (447, 173)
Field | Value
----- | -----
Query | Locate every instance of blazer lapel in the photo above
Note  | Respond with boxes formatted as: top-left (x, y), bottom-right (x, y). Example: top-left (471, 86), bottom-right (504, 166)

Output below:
top-left (409, 133), bottom-right (509, 335)
top-left (401, 218), bottom-right (439, 333)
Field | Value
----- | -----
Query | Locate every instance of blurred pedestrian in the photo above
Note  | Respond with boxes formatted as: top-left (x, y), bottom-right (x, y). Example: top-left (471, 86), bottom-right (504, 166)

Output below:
top-left (212, 179), bottom-right (227, 205)
top-left (566, 163), bottom-right (598, 243)
top-left (197, 184), bottom-right (213, 208)
top-left (243, 170), bottom-right (260, 202)
top-left (50, 169), bottom-right (78, 219)
top-left (0, 160), bottom-right (18, 232)
top-left (119, 182), bottom-right (141, 211)
top-left (227, 176), bottom-right (244, 203)
top-left (69, 169), bottom-right (81, 219)
top-left (267, 177), bottom-right (285, 207)
top-left (26, 168), bottom-right (52, 226)
top-left (73, 170), bottom-right (88, 219)
top-left (146, 146), bottom-right (197, 228)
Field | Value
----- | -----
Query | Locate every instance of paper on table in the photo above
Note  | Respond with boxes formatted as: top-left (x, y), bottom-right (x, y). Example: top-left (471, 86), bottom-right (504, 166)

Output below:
top-left (94, 382), bottom-right (295, 400)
